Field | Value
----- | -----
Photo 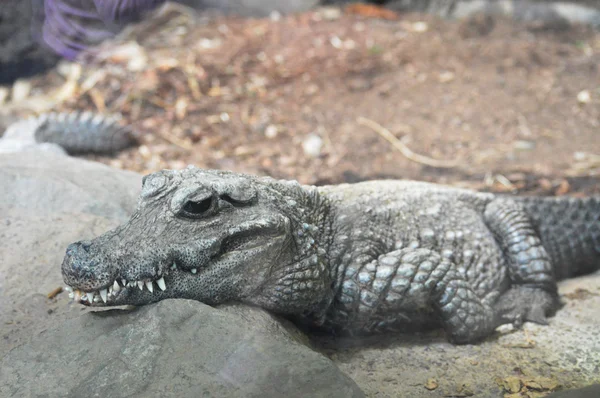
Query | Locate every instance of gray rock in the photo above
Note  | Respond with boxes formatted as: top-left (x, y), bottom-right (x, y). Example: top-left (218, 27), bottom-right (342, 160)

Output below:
top-left (181, 0), bottom-right (320, 17)
top-left (0, 150), bottom-right (141, 356)
top-left (0, 300), bottom-right (364, 398)
top-left (0, 150), bottom-right (141, 218)
top-left (384, 0), bottom-right (600, 28)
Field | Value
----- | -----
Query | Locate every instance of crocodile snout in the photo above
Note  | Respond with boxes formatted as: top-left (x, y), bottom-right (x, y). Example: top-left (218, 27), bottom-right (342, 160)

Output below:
top-left (62, 240), bottom-right (103, 291)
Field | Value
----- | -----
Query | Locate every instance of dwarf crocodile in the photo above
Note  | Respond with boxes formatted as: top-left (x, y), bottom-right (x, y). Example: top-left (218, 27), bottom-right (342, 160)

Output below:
top-left (61, 166), bottom-right (600, 344)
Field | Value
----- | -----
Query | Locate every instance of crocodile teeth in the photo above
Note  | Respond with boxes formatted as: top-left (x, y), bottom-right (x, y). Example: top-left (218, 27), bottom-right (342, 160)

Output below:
top-left (86, 292), bottom-right (95, 302)
top-left (108, 286), bottom-right (113, 295)
top-left (122, 279), bottom-right (127, 286)
top-left (191, 268), bottom-right (197, 274)
top-left (156, 277), bottom-right (166, 291)
top-left (137, 281), bottom-right (144, 290)
top-left (145, 281), bottom-right (154, 293)
top-left (99, 289), bottom-right (108, 303)
top-left (128, 281), bottom-right (135, 287)
top-left (113, 280), bottom-right (121, 292)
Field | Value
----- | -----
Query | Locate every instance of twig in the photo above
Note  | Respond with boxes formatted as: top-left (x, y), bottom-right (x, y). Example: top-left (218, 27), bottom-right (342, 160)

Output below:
top-left (495, 174), bottom-right (515, 190)
top-left (88, 88), bottom-right (106, 113)
top-left (156, 129), bottom-right (193, 150)
top-left (357, 117), bottom-right (458, 168)
top-left (47, 286), bottom-right (63, 299)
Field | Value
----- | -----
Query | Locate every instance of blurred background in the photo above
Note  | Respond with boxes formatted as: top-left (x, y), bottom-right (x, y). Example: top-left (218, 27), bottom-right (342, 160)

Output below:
top-left (1, 2), bottom-right (600, 397)
top-left (1, 0), bottom-right (599, 193)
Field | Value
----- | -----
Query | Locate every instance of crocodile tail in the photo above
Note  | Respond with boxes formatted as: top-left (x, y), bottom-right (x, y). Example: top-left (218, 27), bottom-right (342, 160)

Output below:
top-left (518, 196), bottom-right (600, 280)
top-left (33, 112), bottom-right (137, 154)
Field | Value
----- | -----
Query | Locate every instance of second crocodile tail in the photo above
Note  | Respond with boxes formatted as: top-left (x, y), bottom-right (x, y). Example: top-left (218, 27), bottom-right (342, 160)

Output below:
top-left (33, 112), bottom-right (137, 154)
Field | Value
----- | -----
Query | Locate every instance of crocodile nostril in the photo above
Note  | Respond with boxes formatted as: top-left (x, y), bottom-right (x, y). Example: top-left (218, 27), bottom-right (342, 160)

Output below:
top-left (65, 241), bottom-right (92, 258)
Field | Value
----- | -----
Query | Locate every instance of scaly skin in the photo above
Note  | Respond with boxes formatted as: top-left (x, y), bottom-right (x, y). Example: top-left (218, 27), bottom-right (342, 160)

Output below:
top-left (61, 167), bottom-right (600, 344)
top-left (0, 111), bottom-right (136, 154)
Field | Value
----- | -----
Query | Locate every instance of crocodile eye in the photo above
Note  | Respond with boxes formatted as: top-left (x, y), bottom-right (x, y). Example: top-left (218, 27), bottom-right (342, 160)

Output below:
top-left (180, 197), bottom-right (214, 218)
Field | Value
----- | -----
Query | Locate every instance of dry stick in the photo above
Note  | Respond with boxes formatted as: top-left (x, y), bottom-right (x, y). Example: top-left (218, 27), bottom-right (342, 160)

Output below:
top-left (47, 287), bottom-right (63, 299)
top-left (357, 117), bottom-right (458, 169)
top-left (157, 128), bottom-right (194, 151)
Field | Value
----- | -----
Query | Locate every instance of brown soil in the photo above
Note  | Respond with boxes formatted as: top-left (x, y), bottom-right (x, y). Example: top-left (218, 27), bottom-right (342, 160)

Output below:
top-left (10, 5), bottom-right (600, 194)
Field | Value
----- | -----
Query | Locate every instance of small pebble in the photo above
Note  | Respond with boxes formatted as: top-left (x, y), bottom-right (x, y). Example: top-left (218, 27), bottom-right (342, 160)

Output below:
top-left (265, 125), bottom-right (279, 139)
top-left (302, 134), bottom-right (323, 158)
top-left (513, 140), bottom-right (535, 150)
top-left (319, 7), bottom-right (341, 21)
top-left (412, 22), bottom-right (429, 32)
top-left (577, 90), bottom-right (591, 104)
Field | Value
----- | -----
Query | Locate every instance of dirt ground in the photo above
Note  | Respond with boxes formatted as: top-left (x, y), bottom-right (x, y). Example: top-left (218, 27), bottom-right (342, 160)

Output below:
top-left (4, 4), bottom-right (600, 194)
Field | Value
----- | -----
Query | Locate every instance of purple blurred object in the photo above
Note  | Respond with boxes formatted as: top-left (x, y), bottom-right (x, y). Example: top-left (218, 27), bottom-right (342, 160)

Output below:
top-left (93, 0), bottom-right (166, 24)
top-left (35, 0), bottom-right (166, 60)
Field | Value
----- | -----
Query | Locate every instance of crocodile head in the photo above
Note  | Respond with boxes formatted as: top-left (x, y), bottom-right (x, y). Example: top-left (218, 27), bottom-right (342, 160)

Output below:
top-left (61, 167), bottom-right (332, 317)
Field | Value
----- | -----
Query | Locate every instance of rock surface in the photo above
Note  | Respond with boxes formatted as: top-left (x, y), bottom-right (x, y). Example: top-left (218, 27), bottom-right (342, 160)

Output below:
top-left (0, 150), bottom-right (363, 397)
top-left (0, 150), bottom-right (141, 355)
top-left (182, 0), bottom-right (320, 17)
top-left (317, 272), bottom-right (600, 397)
top-left (0, 150), bottom-right (141, 217)
top-left (0, 301), bottom-right (363, 398)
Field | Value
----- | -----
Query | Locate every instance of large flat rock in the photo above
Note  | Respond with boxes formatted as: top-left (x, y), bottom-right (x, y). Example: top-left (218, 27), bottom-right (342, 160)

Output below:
top-left (0, 300), bottom-right (364, 397)
top-left (0, 150), bottom-right (142, 355)
top-left (0, 150), bottom-right (141, 218)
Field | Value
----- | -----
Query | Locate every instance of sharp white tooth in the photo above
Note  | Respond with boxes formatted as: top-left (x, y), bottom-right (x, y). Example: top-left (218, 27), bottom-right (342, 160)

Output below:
top-left (156, 277), bottom-right (166, 291)
top-left (137, 281), bottom-right (144, 290)
top-left (86, 292), bottom-right (95, 302)
top-left (191, 268), bottom-right (197, 274)
top-left (171, 263), bottom-right (176, 270)
top-left (108, 286), bottom-right (113, 295)
top-left (128, 281), bottom-right (135, 287)
top-left (100, 289), bottom-right (108, 303)
top-left (113, 280), bottom-right (121, 292)
top-left (122, 279), bottom-right (127, 286)
top-left (145, 281), bottom-right (154, 293)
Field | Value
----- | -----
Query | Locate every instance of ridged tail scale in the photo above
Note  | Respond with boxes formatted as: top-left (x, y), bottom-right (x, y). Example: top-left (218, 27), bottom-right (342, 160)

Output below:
top-left (518, 196), bottom-right (600, 280)
top-left (33, 111), bottom-right (136, 154)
